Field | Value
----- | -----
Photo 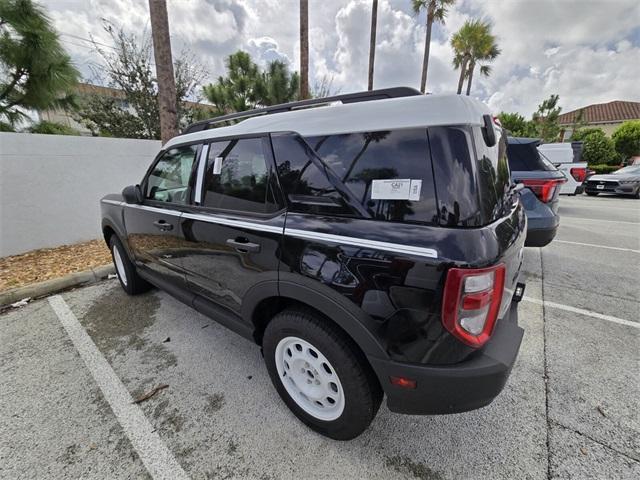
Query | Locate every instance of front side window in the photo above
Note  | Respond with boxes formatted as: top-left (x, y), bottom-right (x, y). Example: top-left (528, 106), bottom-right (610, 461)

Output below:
top-left (202, 137), bottom-right (277, 213)
top-left (146, 144), bottom-right (199, 204)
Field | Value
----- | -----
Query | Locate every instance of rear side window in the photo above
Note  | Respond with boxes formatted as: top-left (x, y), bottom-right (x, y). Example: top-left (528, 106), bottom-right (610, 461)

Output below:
top-left (303, 129), bottom-right (438, 224)
top-left (429, 126), bottom-right (481, 227)
top-left (472, 127), bottom-right (511, 223)
top-left (201, 137), bottom-right (278, 214)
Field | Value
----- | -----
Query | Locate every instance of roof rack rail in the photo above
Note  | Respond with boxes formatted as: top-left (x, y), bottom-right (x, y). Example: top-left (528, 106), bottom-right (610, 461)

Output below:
top-left (181, 86), bottom-right (421, 135)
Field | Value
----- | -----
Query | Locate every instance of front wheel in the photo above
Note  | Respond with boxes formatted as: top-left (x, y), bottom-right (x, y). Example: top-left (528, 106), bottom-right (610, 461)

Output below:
top-left (263, 308), bottom-right (382, 440)
top-left (109, 236), bottom-right (151, 295)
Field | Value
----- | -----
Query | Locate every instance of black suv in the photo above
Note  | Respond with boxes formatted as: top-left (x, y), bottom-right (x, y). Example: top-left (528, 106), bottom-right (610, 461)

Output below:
top-left (101, 88), bottom-right (526, 440)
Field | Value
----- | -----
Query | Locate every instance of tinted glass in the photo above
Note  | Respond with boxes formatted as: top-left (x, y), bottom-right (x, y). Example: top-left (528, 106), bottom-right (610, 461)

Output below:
top-left (146, 145), bottom-right (198, 204)
top-left (303, 129), bottom-right (437, 224)
top-left (202, 137), bottom-right (277, 213)
top-left (473, 127), bottom-right (512, 223)
top-left (506, 140), bottom-right (554, 171)
top-left (271, 134), bottom-right (354, 217)
top-left (429, 126), bottom-right (481, 227)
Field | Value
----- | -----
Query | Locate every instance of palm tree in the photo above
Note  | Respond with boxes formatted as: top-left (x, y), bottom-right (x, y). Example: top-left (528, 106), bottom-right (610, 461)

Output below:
top-left (412, 0), bottom-right (456, 94)
top-left (368, 0), bottom-right (378, 91)
top-left (148, 0), bottom-right (178, 143)
top-left (464, 27), bottom-right (499, 96)
top-left (451, 19), bottom-right (494, 95)
top-left (299, 0), bottom-right (309, 99)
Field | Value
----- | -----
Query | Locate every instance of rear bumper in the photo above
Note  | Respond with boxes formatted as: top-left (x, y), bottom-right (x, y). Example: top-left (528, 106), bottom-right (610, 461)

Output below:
top-left (525, 225), bottom-right (558, 247)
top-left (585, 184), bottom-right (638, 195)
top-left (369, 301), bottom-right (524, 415)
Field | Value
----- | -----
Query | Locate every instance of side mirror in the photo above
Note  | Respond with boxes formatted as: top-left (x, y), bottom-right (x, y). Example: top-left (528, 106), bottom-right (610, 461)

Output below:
top-left (482, 114), bottom-right (497, 147)
top-left (122, 185), bottom-right (143, 204)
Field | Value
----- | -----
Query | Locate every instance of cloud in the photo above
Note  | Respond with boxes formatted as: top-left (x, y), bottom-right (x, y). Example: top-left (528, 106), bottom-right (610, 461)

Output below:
top-left (41, 0), bottom-right (640, 117)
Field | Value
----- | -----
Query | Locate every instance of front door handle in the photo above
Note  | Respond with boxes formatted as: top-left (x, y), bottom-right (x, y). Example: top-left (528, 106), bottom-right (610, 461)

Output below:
top-left (226, 238), bottom-right (260, 253)
top-left (153, 220), bottom-right (174, 231)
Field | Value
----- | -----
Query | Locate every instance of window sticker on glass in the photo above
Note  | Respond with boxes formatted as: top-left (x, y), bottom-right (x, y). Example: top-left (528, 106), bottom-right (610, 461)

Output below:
top-left (212, 156), bottom-right (223, 174)
top-left (371, 179), bottom-right (418, 200)
top-left (408, 179), bottom-right (422, 201)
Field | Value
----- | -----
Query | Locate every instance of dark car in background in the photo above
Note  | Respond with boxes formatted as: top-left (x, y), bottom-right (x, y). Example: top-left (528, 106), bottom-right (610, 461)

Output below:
top-left (507, 137), bottom-right (566, 247)
top-left (584, 165), bottom-right (640, 198)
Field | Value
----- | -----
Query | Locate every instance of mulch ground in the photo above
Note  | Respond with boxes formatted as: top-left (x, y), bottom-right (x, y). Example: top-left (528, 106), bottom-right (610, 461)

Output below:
top-left (0, 239), bottom-right (112, 292)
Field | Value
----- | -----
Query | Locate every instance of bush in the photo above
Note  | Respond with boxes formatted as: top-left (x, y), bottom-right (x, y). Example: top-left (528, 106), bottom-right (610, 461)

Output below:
top-left (0, 121), bottom-right (15, 132)
top-left (28, 121), bottom-right (79, 136)
top-left (588, 164), bottom-right (621, 175)
top-left (572, 128), bottom-right (620, 165)
top-left (612, 120), bottom-right (640, 160)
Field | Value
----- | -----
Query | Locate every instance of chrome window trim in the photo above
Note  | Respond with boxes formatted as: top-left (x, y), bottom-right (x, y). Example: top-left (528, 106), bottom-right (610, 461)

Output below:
top-left (101, 199), bottom-right (124, 206)
top-left (194, 143), bottom-right (209, 205)
top-left (108, 201), bottom-right (438, 258)
top-left (284, 228), bottom-right (438, 259)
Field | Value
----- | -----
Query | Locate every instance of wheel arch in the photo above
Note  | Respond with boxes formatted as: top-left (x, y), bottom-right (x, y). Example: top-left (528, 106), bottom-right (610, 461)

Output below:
top-left (242, 275), bottom-right (388, 361)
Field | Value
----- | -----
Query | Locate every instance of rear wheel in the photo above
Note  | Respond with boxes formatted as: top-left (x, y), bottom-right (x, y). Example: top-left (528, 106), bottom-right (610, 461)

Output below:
top-left (586, 192), bottom-right (598, 196)
top-left (263, 308), bottom-right (382, 440)
top-left (109, 236), bottom-right (151, 295)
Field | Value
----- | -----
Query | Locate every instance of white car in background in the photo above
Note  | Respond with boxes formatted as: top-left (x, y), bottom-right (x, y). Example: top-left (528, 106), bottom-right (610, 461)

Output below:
top-left (537, 142), bottom-right (587, 195)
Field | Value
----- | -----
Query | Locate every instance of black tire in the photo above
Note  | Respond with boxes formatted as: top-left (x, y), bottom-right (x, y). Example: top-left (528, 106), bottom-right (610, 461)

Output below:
top-left (586, 192), bottom-right (598, 196)
top-left (263, 308), bottom-right (382, 440)
top-left (109, 235), bottom-right (151, 295)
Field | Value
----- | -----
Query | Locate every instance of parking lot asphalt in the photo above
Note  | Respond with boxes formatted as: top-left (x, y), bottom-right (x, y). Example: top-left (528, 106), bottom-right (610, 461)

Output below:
top-left (1, 195), bottom-right (638, 480)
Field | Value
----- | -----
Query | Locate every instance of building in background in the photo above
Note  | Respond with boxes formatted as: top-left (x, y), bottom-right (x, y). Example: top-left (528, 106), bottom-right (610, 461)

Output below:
top-left (559, 100), bottom-right (640, 140)
top-left (37, 82), bottom-right (210, 135)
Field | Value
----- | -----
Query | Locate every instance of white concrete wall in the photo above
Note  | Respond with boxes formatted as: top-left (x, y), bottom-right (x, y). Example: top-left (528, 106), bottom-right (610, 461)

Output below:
top-left (0, 133), bottom-right (161, 257)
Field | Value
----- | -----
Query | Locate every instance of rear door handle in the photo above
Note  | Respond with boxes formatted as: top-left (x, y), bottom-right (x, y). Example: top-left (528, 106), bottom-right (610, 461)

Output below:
top-left (226, 238), bottom-right (260, 253)
top-left (153, 220), bottom-right (174, 231)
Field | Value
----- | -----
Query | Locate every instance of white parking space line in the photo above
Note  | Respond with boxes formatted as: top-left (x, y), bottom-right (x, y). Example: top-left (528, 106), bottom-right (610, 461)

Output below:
top-left (561, 217), bottom-right (639, 226)
top-left (523, 297), bottom-right (639, 329)
top-left (553, 240), bottom-right (640, 254)
top-left (48, 295), bottom-right (190, 480)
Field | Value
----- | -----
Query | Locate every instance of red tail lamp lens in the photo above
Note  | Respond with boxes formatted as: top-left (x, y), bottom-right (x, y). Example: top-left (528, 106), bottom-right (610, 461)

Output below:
top-left (520, 179), bottom-right (565, 203)
top-left (441, 264), bottom-right (506, 348)
top-left (570, 167), bottom-right (587, 182)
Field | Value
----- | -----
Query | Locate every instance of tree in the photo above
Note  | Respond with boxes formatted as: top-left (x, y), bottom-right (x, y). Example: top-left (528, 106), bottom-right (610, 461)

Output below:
top-left (203, 51), bottom-right (260, 114)
top-left (299, 0), bottom-right (309, 99)
top-left (76, 23), bottom-right (205, 139)
top-left (532, 94), bottom-right (561, 142)
top-left (28, 120), bottom-right (78, 135)
top-left (0, 0), bottom-right (79, 125)
top-left (451, 19), bottom-right (487, 95)
top-left (572, 128), bottom-right (619, 165)
top-left (497, 112), bottom-right (537, 137)
top-left (412, 0), bottom-right (455, 94)
top-left (255, 60), bottom-right (299, 106)
top-left (367, 0), bottom-right (378, 91)
top-left (148, 0), bottom-right (178, 144)
top-left (202, 51), bottom-right (300, 114)
top-left (311, 74), bottom-right (340, 98)
top-left (464, 25), bottom-right (499, 96)
top-left (612, 120), bottom-right (640, 160)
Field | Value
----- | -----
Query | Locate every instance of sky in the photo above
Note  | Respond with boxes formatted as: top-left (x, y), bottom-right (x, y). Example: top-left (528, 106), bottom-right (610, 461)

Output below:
top-left (42, 0), bottom-right (640, 117)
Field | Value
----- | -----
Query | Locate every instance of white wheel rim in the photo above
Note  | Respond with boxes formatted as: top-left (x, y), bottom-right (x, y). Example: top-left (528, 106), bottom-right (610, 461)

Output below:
top-left (112, 245), bottom-right (128, 287)
top-left (275, 336), bottom-right (345, 421)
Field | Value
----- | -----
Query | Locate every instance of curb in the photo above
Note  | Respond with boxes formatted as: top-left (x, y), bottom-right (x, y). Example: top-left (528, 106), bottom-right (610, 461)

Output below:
top-left (0, 264), bottom-right (116, 307)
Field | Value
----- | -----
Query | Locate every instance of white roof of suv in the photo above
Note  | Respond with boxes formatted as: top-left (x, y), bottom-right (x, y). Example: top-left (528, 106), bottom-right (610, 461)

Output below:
top-left (165, 93), bottom-right (492, 150)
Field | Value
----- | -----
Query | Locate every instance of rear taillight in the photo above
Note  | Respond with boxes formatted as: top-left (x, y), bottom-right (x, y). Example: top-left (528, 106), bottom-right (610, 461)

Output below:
top-left (570, 167), bottom-right (587, 182)
top-left (442, 264), bottom-right (506, 348)
top-left (520, 178), bottom-right (565, 203)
